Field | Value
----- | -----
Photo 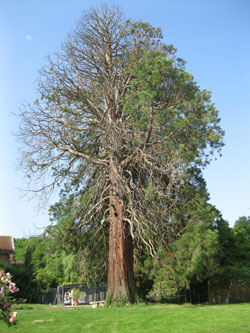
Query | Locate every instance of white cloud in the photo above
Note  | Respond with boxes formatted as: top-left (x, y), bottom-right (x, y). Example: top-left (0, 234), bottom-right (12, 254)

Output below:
top-left (26, 34), bottom-right (32, 41)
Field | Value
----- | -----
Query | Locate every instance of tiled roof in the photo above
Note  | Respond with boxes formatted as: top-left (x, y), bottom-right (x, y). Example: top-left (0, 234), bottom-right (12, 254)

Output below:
top-left (0, 236), bottom-right (15, 253)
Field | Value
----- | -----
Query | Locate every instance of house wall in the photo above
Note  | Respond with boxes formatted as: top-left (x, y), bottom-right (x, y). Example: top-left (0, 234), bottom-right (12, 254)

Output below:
top-left (0, 253), bottom-right (9, 265)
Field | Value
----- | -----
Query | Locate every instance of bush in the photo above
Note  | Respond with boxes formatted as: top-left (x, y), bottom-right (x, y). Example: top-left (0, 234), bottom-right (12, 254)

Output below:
top-left (0, 269), bottom-right (19, 326)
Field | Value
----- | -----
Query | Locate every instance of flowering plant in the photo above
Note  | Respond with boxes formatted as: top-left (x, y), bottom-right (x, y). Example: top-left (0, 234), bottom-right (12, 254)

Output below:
top-left (0, 269), bottom-right (19, 326)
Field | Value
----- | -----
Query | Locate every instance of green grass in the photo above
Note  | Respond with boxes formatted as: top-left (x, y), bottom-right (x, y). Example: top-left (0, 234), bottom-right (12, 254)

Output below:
top-left (1, 303), bottom-right (250, 332)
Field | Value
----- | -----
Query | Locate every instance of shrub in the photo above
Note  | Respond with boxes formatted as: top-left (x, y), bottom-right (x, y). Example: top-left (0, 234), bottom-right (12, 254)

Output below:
top-left (0, 269), bottom-right (19, 326)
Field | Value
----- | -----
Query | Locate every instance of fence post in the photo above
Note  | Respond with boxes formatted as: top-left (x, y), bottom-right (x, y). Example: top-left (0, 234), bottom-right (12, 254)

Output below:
top-left (62, 285), bottom-right (64, 305)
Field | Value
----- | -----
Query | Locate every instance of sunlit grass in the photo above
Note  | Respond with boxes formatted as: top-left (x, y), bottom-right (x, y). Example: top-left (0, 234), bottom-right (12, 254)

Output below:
top-left (0, 302), bottom-right (250, 332)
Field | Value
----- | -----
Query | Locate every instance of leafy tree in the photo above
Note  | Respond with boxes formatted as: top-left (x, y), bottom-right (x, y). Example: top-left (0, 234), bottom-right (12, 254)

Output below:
top-left (143, 173), bottom-right (221, 301)
top-left (205, 216), bottom-right (250, 303)
top-left (7, 238), bottom-right (43, 302)
top-left (232, 216), bottom-right (250, 262)
top-left (18, 4), bottom-right (223, 303)
top-left (149, 222), bottom-right (219, 299)
top-left (226, 216), bottom-right (250, 286)
top-left (47, 193), bottom-right (108, 286)
top-left (13, 238), bottom-right (28, 262)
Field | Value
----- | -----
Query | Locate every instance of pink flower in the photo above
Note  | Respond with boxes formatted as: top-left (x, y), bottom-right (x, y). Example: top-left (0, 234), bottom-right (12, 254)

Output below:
top-left (9, 282), bottom-right (19, 293)
top-left (9, 312), bottom-right (18, 323)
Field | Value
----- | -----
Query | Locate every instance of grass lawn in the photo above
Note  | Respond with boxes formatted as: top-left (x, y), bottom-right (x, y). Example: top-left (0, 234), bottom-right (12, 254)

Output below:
top-left (0, 302), bottom-right (250, 332)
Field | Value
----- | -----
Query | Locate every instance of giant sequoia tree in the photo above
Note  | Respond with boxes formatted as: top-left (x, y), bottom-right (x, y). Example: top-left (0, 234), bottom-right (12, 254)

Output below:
top-left (18, 4), bottom-right (223, 303)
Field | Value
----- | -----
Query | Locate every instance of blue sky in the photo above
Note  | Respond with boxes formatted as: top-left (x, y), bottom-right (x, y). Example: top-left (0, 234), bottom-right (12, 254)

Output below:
top-left (0, 0), bottom-right (250, 238)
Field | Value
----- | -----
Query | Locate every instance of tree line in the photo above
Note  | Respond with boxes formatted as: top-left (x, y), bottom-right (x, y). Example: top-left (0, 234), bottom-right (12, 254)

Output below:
top-left (4, 213), bottom-right (250, 304)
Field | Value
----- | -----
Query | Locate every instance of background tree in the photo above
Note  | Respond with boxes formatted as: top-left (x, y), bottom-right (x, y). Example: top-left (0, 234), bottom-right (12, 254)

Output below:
top-left (232, 216), bottom-right (250, 262)
top-left (18, 4), bottom-right (223, 303)
top-left (9, 237), bottom-right (43, 302)
top-left (47, 191), bottom-right (108, 286)
top-left (140, 170), bottom-right (221, 302)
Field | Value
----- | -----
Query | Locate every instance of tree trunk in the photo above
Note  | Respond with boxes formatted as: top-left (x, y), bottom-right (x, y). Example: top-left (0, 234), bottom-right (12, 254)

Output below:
top-left (107, 164), bottom-right (136, 304)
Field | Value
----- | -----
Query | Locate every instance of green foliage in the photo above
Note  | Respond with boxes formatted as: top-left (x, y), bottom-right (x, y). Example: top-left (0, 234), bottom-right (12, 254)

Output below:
top-left (134, 250), bottom-right (154, 301)
top-left (12, 189), bottom-right (108, 300)
top-left (143, 182), bottom-right (222, 301)
top-left (61, 252), bottom-right (78, 283)
top-left (106, 293), bottom-right (114, 307)
top-left (122, 49), bottom-right (223, 168)
top-left (233, 216), bottom-right (250, 262)
top-left (144, 183), bottom-right (155, 201)
top-left (72, 288), bottom-right (81, 301)
top-left (148, 223), bottom-right (219, 300)
top-left (207, 216), bottom-right (250, 300)
top-left (47, 191), bottom-right (108, 287)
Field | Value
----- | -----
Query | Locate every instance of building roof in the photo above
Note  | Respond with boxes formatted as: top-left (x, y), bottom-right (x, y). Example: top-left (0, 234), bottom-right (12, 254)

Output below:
top-left (0, 236), bottom-right (15, 253)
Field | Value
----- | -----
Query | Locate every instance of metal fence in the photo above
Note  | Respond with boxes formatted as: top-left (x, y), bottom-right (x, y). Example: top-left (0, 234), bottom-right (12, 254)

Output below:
top-left (42, 288), bottom-right (57, 305)
top-left (42, 283), bottom-right (107, 305)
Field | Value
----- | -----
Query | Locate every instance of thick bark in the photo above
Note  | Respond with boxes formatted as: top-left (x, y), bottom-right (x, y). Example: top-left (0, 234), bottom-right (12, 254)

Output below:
top-left (107, 164), bottom-right (136, 304)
